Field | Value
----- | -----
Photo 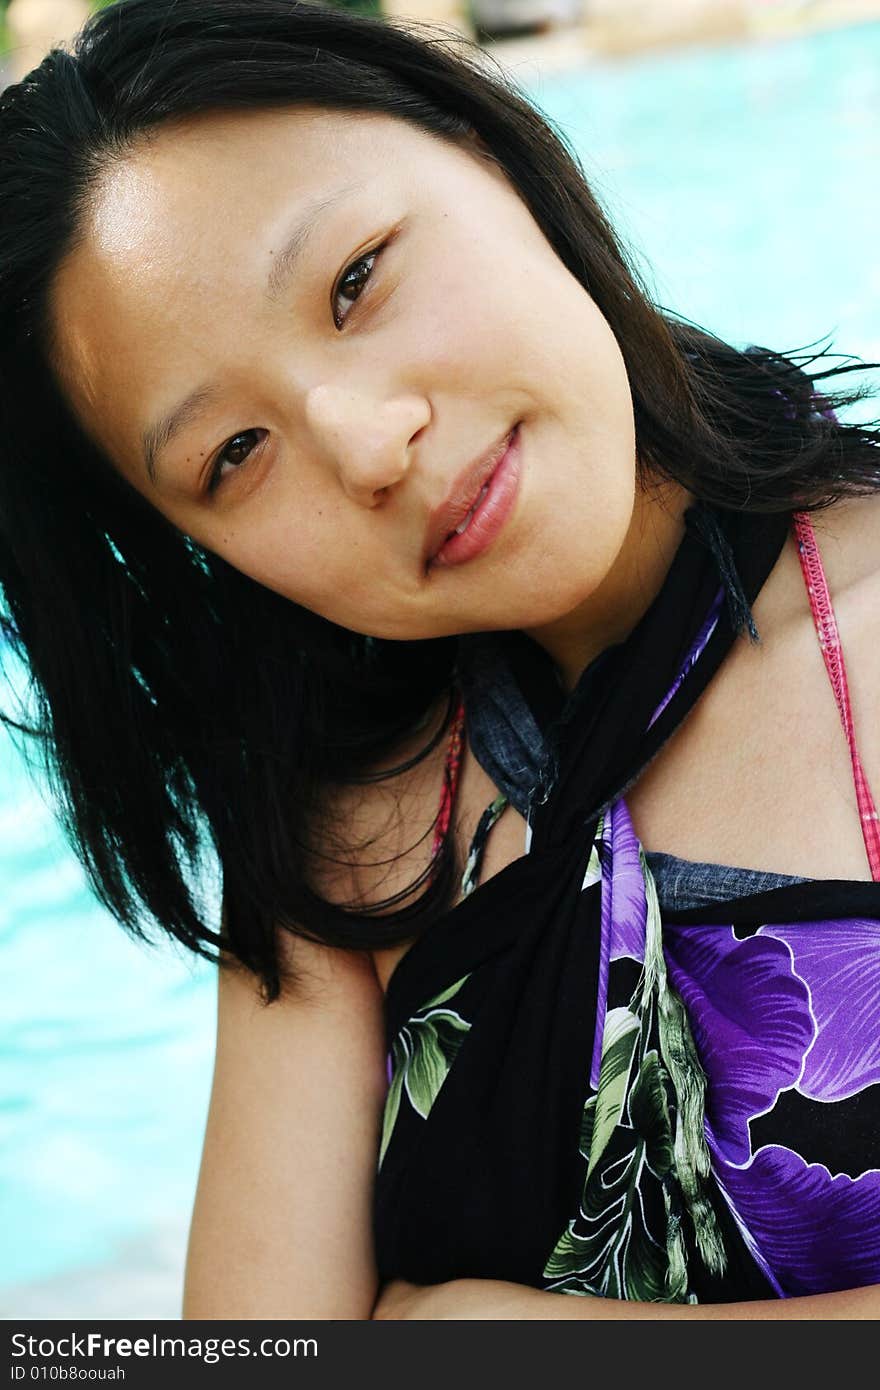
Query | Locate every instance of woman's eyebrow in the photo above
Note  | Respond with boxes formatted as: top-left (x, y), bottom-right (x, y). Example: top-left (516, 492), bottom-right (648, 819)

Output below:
top-left (265, 179), bottom-right (366, 302)
top-left (142, 385), bottom-right (223, 485)
top-left (141, 179), bottom-right (367, 484)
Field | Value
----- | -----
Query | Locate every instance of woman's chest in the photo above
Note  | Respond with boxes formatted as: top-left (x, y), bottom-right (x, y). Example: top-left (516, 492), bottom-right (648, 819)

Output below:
top-left (626, 522), bottom-right (880, 882)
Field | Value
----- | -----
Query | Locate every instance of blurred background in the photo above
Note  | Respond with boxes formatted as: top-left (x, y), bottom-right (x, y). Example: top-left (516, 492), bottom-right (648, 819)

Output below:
top-left (2, 0), bottom-right (879, 1319)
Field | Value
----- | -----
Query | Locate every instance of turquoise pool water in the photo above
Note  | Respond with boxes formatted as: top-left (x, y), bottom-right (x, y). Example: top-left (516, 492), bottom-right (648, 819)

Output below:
top-left (527, 20), bottom-right (879, 368)
top-left (2, 19), bottom-right (878, 1317)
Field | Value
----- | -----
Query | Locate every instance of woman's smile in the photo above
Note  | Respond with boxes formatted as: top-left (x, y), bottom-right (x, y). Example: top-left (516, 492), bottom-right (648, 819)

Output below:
top-left (424, 422), bottom-right (522, 572)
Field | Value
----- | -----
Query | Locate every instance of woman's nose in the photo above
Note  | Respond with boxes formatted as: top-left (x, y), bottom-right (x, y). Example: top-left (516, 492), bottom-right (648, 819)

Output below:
top-left (305, 383), bottom-right (431, 506)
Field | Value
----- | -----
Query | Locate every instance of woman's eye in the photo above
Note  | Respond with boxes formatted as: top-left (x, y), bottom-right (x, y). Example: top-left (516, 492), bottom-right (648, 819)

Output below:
top-left (332, 246), bottom-right (382, 329)
top-left (207, 427), bottom-right (266, 494)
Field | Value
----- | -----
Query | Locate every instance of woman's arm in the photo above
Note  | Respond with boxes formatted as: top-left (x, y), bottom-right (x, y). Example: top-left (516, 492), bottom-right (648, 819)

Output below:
top-left (182, 701), bottom-right (455, 1319)
top-left (182, 926), bottom-right (387, 1320)
top-left (373, 1278), bottom-right (880, 1320)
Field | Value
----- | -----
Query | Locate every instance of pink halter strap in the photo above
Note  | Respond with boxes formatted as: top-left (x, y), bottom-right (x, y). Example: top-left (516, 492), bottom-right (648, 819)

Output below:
top-left (792, 510), bottom-right (880, 881)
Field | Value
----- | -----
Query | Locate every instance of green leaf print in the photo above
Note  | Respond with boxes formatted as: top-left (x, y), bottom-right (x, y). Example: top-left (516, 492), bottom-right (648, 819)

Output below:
top-left (544, 1048), bottom-right (679, 1303)
top-left (404, 1009), bottom-right (471, 1118)
top-left (579, 1097), bottom-right (595, 1161)
top-left (629, 1050), bottom-right (676, 1181)
top-left (544, 844), bottom-right (727, 1302)
top-left (378, 973), bottom-right (472, 1171)
top-left (641, 852), bottom-right (726, 1279)
top-left (587, 1007), bottom-right (640, 1177)
top-left (378, 1034), bottom-right (408, 1170)
top-left (422, 976), bottom-right (472, 1010)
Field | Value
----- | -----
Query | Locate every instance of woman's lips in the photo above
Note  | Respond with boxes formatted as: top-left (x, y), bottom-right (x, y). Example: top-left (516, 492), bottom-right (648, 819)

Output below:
top-left (428, 424), bottom-right (522, 570)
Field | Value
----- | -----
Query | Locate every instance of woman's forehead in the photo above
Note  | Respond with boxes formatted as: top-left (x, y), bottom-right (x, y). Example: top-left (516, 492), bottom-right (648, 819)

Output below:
top-left (70, 104), bottom-right (479, 275)
top-left (94, 104), bottom-right (441, 193)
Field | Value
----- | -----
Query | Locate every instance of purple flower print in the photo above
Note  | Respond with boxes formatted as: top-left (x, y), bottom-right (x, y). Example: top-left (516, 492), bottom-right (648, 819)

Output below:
top-left (606, 800), bottom-right (648, 965)
top-left (758, 920), bottom-right (880, 1102)
top-left (591, 801), bottom-right (647, 1087)
top-left (664, 916), bottom-right (880, 1294)
top-left (663, 925), bottom-right (814, 1164)
top-left (714, 1144), bottom-right (880, 1295)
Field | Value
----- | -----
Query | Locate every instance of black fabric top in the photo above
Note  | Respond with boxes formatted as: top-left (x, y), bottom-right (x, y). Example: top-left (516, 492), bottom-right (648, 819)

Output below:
top-left (373, 504), bottom-right (880, 1304)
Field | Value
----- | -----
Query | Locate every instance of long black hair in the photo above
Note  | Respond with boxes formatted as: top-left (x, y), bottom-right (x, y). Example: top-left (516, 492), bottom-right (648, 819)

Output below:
top-left (1, 0), bottom-right (878, 1003)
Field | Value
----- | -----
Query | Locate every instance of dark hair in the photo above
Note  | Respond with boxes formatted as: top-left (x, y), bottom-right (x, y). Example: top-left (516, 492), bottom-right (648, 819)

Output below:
top-left (1, 0), bottom-right (878, 1003)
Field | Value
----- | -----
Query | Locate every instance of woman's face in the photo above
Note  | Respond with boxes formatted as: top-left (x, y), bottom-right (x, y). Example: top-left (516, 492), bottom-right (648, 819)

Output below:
top-left (49, 105), bottom-right (637, 641)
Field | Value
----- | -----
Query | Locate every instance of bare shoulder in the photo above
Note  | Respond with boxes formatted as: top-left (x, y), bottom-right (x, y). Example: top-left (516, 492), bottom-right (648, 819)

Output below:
top-left (810, 488), bottom-right (880, 601)
top-left (757, 489), bottom-right (880, 645)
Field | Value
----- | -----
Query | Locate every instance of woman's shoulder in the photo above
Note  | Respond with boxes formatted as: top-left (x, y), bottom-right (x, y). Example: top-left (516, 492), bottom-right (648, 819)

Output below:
top-left (810, 488), bottom-right (880, 603)
top-left (753, 489), bottom-right (880, 645)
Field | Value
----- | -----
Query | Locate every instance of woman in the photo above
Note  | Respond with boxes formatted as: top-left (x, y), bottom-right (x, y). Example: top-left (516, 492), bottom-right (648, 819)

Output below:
top-left (1, 0), bottom-right (879, 1319)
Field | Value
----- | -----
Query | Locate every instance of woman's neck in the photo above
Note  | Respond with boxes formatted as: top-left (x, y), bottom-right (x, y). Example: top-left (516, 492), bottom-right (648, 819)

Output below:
top-left (522, 478), bottom-right (695, 695)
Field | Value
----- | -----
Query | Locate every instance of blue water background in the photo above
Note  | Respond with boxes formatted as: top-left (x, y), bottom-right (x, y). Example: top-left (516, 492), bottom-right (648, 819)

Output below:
top-left (2, 20), bottom-right (878, 1316)
top-left (522, 21), bottom-right (880, 370)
